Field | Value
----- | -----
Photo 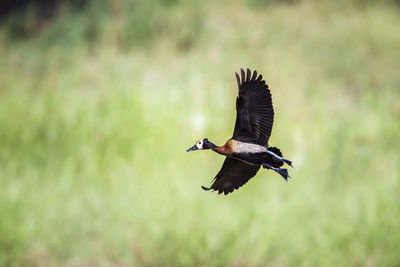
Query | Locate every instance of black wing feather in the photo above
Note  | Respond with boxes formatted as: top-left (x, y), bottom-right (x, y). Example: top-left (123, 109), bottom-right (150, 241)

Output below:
top-left (204, 157), bottom-right (260, 195)
top-left (233, 68), bottom-right (274, 146)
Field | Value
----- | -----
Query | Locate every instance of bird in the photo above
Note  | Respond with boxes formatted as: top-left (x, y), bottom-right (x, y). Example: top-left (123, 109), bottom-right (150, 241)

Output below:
top-left (186, 68), bottom-right (293, 195)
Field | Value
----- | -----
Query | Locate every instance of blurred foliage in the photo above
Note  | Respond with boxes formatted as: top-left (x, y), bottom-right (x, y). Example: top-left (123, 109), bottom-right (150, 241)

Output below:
top-left (1, 0), bottom-right (399, 49)
top-left (1, 0), bottom-right (205, 51)
top-left (0, 0), bottom-right (400, 266)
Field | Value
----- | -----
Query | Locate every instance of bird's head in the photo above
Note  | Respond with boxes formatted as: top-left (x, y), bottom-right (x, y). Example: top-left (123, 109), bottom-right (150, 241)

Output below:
top-left (186, 138), bottom-right (217, 152)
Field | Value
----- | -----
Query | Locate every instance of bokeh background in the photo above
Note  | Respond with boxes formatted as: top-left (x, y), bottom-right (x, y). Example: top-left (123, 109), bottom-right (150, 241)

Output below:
top-left (1, 0), bottom-right (400, 266)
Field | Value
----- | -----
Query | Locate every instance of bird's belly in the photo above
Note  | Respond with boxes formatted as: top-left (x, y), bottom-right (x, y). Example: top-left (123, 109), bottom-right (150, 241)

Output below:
top-left (231, 152), bottom-right (270, 165)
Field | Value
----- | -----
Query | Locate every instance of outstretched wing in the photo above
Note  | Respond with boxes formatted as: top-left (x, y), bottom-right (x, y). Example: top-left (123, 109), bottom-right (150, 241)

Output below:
top-left (233, 68), bottom-right (274, 146)
top-left (203, 157), bottom-right (260, 195)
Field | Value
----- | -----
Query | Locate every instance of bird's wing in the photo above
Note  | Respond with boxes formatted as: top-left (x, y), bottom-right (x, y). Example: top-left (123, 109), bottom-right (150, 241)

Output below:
top-left (232, 68), bottom-right (274, 146)
top-left (203, 157), bottom-right (260, 195)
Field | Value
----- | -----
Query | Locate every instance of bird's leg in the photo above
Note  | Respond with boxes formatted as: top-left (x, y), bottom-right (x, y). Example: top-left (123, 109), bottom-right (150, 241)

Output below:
top-left (267, 150), bottom-right (293, 168)
top-left (262, 163), bottom-right (291, 181)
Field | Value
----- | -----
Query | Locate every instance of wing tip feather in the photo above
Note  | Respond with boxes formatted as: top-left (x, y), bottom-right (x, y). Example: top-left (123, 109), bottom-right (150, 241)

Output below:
top-left (235, 72), bottom-right (240, 87)
top-left (241, 68), bottom-right (245, 83)
top-left (201, 186), bottom-right (211, 191)
top-left (251, 70), bottom-right (258, 81)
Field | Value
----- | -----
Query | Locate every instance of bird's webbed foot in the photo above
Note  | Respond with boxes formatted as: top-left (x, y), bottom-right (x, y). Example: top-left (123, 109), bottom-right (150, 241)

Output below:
top-left (282, 158), bottom-right (293, 168)
top-left (262, 163), bottom-right (291, 181)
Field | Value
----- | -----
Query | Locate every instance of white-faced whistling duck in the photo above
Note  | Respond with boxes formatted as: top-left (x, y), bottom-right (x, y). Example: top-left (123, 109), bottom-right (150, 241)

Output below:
top-left (187, 68), bottom-right (293, 195)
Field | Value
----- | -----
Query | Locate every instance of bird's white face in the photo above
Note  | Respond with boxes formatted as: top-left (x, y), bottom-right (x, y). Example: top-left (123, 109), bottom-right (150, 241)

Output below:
top-left (187, 138), bottom-right (210, 152)
top-left (195, 139), bottom-right (205, 150)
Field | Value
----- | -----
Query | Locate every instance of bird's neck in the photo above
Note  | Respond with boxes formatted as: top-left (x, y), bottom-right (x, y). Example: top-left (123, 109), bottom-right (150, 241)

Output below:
top-left (213, 142), bottom-right (233, 156)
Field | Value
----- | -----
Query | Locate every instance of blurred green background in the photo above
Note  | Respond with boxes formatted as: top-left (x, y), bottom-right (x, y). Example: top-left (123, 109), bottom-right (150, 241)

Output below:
top-left (1, 0), bottom-right (400, 266)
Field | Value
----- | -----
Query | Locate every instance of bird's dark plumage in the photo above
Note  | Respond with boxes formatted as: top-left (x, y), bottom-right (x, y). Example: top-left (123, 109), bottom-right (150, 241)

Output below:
top-left (203, 157), bottom-right (260, 195)
top-left (203, 69), bottom-right (275, 194)
top-left (233, 68), bottom-right (274, 146)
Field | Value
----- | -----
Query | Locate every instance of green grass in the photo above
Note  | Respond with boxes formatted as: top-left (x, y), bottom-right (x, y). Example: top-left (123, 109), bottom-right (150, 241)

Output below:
top-left (1, 1), bottom-right (400, 266)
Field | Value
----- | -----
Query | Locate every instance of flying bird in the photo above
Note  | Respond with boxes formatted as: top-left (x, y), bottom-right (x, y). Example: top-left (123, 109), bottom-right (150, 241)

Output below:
top-left (187, 68), bottom-right (293, 195)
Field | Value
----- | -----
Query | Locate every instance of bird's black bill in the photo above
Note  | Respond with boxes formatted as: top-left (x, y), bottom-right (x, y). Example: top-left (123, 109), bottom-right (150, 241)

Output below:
top-left (186, 145), bottom-right (198, 152)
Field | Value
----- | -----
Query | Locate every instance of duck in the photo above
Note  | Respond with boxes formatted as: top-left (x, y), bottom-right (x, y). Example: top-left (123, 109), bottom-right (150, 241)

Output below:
top-left (186, 68), bottom-right (293, 195)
